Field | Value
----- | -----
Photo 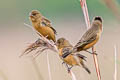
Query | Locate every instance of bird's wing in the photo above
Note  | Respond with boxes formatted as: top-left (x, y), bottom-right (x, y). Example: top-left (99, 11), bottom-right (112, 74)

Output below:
top-left (49, 26), bottom-right (57, 35)
top-left (73, 26), bottom-right (98, 50)
top-left (75, 54), bottom-right (87, 61)
top-left (62, 47), bottom-right (72, 58)
top-left (41, 17), bottom-right (57, 35)
top-left (42, 17), bottom-right (51, 24)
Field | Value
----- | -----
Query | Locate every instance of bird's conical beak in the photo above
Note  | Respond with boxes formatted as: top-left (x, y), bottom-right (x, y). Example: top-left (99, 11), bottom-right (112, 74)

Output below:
top-left (29, 12), bottom-right (33, 17)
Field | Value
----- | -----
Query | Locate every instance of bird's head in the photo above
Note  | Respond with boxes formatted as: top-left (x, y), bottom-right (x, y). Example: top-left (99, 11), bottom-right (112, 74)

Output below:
top-left (56, 38), bottom-right (72, 49)
top-left (57, 38), bottom-right (66, 49)
top-left (92, 16), bottom-right (103, 30)
top-left (94, 16), bottom-right (102, 23)
top-left (29, 10), bottom-right (42, 22)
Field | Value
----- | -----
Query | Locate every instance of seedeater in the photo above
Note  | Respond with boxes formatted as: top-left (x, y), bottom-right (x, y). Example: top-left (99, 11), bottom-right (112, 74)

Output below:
top-left (29, 10), bottom-right (57, 42)
top-left (72, 16), bottom-right (103, 54)
top-left (57, 38), bottom-right (91, 74)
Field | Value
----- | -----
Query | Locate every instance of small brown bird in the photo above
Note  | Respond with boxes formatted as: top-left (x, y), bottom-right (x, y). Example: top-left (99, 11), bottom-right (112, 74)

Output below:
top-left (72, 16), bottom-right (103, 54)
top-left (29, 10), bottom-right (57, 42)
top-left (57, 38), bottom-right (91, 74)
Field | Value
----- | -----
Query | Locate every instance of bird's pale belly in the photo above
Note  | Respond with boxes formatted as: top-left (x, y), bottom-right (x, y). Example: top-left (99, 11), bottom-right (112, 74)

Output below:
top-left (83, 36), bottom-right (99, 50)
top-left (59, 49), bottom-right (78, 66)
top-left (64, 55), bottom-right (78, 66)
top-left (35, 26), bottom-right (55, 41)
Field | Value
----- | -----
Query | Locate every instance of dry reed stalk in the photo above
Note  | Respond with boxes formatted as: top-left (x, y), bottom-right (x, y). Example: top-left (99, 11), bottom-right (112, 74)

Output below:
top-left (69, 70), bottom-right (77, 80)
top-left (20, 23), bottom-right (58, 58)
top-left (21, 23), bottom-right (59, 80)
top-left (47, 53), bottom-right (52, 80)
top-left (114, 45), bottom-right (117, 80)
top-left (80, 0), bottom-right (101, 80)
top-left (21, 23), bottom-right (77, 80)
top-left (30, 57), bottom-right (44, 80)
top-left (0, 70), bottom-right (8, 80)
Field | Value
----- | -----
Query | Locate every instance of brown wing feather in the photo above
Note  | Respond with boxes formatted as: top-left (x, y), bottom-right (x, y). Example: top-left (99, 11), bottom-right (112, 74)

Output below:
top-left (73, 24), bottom-right (99, 51)
top-left (62, 47), bottom-right (72, 58)
top-left (76, 54), bottom-right (87, 61)
top-left (42, 17), bottom-right (57, 35)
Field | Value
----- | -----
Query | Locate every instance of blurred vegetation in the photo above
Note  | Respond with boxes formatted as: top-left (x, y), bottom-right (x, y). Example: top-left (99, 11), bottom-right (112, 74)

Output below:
top-left (0, 70), bottom-right (8, 80)
top-left (0, 0), bottom-right (120, 21)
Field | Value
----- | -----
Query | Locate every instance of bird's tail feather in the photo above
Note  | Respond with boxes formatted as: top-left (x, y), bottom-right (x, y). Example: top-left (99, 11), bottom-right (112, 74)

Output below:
top-left (82, 63), bottom-right (91, 74)
top-left (76, 54), bottom-right (87, 61)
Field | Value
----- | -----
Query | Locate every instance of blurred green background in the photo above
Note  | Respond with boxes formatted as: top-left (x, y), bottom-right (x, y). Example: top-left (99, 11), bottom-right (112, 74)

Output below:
top-left (0, 0), bottom-right (120, 80)
top-left (0, 0), bottom-right (120, 23)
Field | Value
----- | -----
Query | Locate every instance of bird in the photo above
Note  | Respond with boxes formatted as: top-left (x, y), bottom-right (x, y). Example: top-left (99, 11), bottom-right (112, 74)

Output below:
top-left (72, 16), bottom-right (103, 54)
top-left (29, 10), bottom-right (57, 42)
top-left (57, 38), bottom-right (91, 74)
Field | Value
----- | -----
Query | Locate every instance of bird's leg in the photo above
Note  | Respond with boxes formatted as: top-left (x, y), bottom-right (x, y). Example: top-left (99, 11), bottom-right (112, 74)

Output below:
top-left (68, 66), bottom-right (73, 73)
top-left (62, 62), bottom-right (73, 73)
top-left (66, 64), bottom-right (70, 73)
top-left (65, 64), bottom-right (73, 73)
top-left (64, 64), bottom-right (69, 72)
top-left (62, 62), bottom-right (65, 65)
top-left (92, 46), bottom-right (98, 55)
top-left (84, 50), bottom-right (97, 55)
top-left (61, 61), bottom-right (66, 67)
top-left (92, 50), bottom-right (97, 55)
top-left (84, 50), bottom-right (92, 54)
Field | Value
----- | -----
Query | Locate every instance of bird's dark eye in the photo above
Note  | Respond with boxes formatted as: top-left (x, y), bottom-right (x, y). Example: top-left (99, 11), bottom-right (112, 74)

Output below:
top-left (32, 13), bottom-right (36, 16)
